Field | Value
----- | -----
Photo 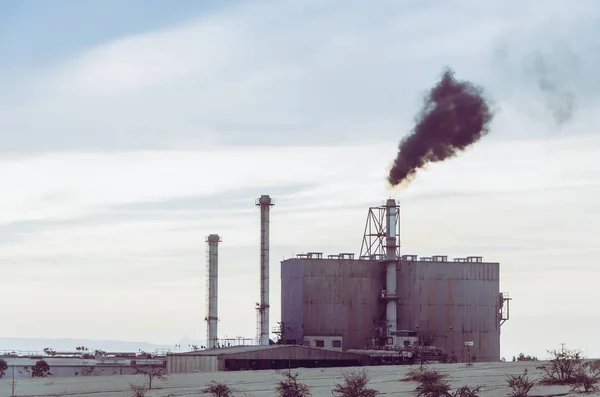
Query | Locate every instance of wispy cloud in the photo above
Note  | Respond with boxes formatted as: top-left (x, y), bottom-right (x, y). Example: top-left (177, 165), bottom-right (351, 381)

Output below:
top-left (0, 0), bottom-right (599, 357)
top-left (3, 0), bottom-right (599, 152)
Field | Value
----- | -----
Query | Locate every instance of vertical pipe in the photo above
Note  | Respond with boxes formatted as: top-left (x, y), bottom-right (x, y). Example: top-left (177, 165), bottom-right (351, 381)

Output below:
top-left (256, 195), bottom-right (274, 345)
top-left (385, 199), bottom-right (398, 346)
top-left (206, 234), bottom-right (220, 349)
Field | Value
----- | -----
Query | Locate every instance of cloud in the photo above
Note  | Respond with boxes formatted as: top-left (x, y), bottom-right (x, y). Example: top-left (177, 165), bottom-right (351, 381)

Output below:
top-left (0, 144), bottom-right (396, 225)
top-left (0, 136), bottom-right (598, 348)
top-left (0, 135), bottom-right (598, 324)
top-left (2, 0), bottom-right (599, 152)
top-left (1, 0), bottom-right (600, 355)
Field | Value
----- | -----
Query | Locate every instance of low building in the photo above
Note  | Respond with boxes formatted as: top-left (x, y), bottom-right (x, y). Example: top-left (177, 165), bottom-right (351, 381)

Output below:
top-left (0, 356), bottom-right (165, 378)
top-left (167, 345), bottom-right (370, 373)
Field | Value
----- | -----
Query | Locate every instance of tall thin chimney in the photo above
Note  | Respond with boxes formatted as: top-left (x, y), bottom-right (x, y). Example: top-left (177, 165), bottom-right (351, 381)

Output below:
top-left (256, 195), bottom-right (274, 345)
top-left (205, 234), bottom-right (221, 349)
top-left (384, 199), bottom-right (399, 345)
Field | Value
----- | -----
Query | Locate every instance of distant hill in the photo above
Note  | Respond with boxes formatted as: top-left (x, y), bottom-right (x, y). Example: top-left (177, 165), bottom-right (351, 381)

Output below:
top-left (0, 336), bottom-right (205, 354)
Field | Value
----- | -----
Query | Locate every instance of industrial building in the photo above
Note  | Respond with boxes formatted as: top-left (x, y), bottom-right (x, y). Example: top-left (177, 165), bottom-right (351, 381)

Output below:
top-left (276, 199), bottom-right (510, 363)
top-left (167, 345), bottom-right (369, 373)
top-left (279, 254), bottom-right (505, 362)
top-left (190, 195), bottom-right (510, 374)
top-left (0, 356), bottom-right (165, 378)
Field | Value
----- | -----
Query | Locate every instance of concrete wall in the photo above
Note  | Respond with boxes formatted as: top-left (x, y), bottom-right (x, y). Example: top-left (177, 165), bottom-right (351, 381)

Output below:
top-left (167, 355), bottom-right (219, 373)
top-left (397, 260), bottom-right (500, 362)
top-left (281, 258), bottom-right (501, 361)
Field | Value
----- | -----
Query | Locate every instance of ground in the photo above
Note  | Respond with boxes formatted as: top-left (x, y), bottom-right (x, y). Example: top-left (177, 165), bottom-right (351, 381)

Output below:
top-left (0, 361), bottom-right (596, 397)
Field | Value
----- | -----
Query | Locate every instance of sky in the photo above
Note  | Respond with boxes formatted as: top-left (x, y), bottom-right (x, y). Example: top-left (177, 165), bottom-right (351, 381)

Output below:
top-left (0, 0), bottom-right (599, 360)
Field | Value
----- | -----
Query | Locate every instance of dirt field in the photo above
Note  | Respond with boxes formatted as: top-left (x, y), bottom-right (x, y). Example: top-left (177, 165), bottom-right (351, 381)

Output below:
top-left (0, 360), bottom-right (593, 397)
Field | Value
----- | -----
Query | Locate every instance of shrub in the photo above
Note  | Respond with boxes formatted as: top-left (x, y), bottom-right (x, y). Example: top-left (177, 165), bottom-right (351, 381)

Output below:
top-left (43, 347), bottom-right (56, 356)
top-left (411, 369), bottom-right (451, 397)
top-left (538, 349), bottom-right (583, 385)
top-left (406, 367), bottom-right (449, 383)
top-left (452, 386), bottom-right (482, 397)
top-left (571, 360), bottom-right (600, 393)
top-left (332, 368), bottom-right (380, 397)
top-left (406, 367), bottom-right (480, 397)
top-left (203, 380), bottom-right (234, 397)
top-left (415, 378), bottom-right (451, 397)
top-left (32, 359), bottom-right (51, 377)
top-left (130, 383), bottom-right (148, 397)
top-left (276, 370), bottom-right (312, 397)
top-left (516, 353), bottom-right (538, 362)
top-left (506, 370), bottom-right (536, 397)
top-left (133, 365), bottom-right (168, 389)
top-left (0, 358), bottom-right (7, 379)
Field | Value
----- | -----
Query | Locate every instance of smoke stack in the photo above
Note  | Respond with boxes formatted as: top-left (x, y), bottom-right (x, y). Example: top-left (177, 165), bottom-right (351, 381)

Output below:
top-left (205, 234), bottom-right (221, 349)
top-left (256, 195), bottom-right (274, 345)
top-left (384, 199), bottom-right (399, 345)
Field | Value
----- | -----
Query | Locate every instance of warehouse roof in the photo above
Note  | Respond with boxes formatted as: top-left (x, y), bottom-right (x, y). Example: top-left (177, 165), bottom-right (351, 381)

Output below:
top-left (170, 344), bottom-right (369, 359)
top-left (171, 344), bottom-right (282, 356)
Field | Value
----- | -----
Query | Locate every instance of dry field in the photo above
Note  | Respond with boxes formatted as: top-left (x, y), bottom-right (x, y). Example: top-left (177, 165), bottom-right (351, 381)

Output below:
top-left (0, 360), bottom-right (594, 397)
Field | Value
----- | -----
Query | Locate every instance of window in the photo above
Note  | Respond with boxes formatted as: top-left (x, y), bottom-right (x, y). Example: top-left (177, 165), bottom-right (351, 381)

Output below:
top-left (315, 340), bottom-right (325, 348)
top-left (332, 340), bottom-right (342, 348)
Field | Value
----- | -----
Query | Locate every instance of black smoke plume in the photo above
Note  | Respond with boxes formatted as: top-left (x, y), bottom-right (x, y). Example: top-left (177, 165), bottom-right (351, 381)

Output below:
top-left (388, 68), bottom-right (494, 187)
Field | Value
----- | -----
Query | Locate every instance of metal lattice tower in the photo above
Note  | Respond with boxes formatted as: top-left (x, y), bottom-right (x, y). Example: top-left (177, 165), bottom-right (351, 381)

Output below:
top-left (359, 199), bottom-right (400, 260)
top-left (360, 199), bottom-right (400, 346)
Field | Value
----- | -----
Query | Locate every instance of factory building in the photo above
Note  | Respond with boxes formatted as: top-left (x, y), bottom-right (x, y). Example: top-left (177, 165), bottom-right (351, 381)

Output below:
top-left (181, 195), bottom-right (510, 373)
top-left (167, 345), bottom-right (369, 373)
top-left (277, 199), bottom-right (510, 363)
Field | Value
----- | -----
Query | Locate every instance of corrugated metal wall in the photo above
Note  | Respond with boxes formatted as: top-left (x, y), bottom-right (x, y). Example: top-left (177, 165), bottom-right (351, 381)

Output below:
top-left (280, 259), bottom-right (304, 343)
top-left (281, 258), bottom-right (501, 361)
top-left (297, 258), bottom-right (382, 350)
top-left (166, 355), bottom-right (219, 373)
top-left (397, 260), bottom-right (500, 362)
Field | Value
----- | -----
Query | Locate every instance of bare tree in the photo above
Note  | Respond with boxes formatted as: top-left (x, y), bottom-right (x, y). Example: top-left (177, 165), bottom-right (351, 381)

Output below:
top-left (133, 365), bottom-right (167, 390)
top-left (332, 368), bottom-right (380, 397)
top-left (276, 370), bottom-right (311, 397)
top-left (571, 360), bottom-right (600, 393)
top-left (538, 348), bottom-right (583, 385)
